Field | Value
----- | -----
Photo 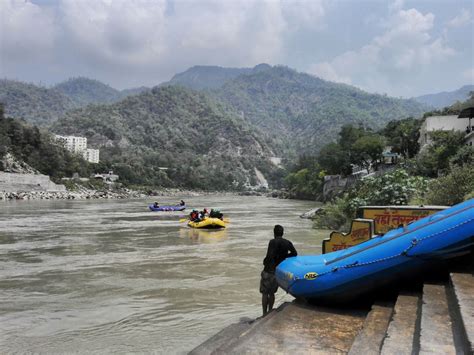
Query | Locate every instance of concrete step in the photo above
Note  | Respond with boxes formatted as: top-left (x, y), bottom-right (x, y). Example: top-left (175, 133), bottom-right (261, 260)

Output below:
top-left (189, 305), bottom-right (284, 355)
top-left (348, 302), bottom-right (394, 355)
top-left (450, 273), bottom-right (474, 354)
top-left (221, 301), bottom-right (366, 354)
top-left (189, 320), bottom-right (253, 355)
top-left (380, 293), bottom-right (420, 355)
top-left (419, 283), bottom-right (456, 354)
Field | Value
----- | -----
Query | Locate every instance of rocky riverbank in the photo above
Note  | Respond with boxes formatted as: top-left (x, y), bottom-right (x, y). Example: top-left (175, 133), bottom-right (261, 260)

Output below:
top-left (0, 188), bottom-right (147, 201)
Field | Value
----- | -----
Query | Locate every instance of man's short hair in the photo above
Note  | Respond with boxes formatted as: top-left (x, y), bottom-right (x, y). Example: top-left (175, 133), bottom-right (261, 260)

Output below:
top-left (274, 225), bottom-right (284, 237)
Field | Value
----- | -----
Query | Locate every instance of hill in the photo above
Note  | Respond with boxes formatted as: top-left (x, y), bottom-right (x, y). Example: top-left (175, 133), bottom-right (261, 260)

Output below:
top-left (162, 63), bottom-right (272, 90)
top-left (415, 85), bottom-right (474, 109)
top-left (209, 66), bottom-right (428, 156)
top-left (53, 77), bottom-right (123, 106)
top-left (0, 104), bottom-right (90, 179)
top-left (0, 79), bottom-right (76, 126)
top-left (51, 86), bottom-right (280, 189)
top-left (0, 78), bottom-right (150, 126)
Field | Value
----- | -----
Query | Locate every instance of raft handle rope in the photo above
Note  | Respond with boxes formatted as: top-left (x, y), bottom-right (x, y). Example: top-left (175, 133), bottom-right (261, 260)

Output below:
top-left (306, 216), bottom-right (474, 280)
top-left (325, 204), bottom-right (474, 266)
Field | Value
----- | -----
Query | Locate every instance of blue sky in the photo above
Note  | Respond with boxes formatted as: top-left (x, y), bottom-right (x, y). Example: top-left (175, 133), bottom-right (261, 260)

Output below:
top-left (1, 0), bottom-right (472, 97)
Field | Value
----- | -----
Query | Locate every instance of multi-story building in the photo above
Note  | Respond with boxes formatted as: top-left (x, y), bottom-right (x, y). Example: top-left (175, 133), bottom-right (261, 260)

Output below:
top-left (84, 149), bottom-right (100, 164)
top-left (55, 135), bottom-right (99, 163)
top-left (55, 135), bottom-right (87, 154)
top-left (418, 115), bottom-right (471, 149)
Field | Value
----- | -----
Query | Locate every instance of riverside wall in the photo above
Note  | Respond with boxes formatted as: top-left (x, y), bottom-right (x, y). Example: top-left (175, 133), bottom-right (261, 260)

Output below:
top-left (0, 172), bottom-right (66, 193)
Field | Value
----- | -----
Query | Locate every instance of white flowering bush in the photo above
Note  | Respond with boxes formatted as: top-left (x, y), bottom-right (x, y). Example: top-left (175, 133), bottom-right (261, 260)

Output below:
top-left (347, 169), bottom-right (429, 212)
top-left (314, 169), bottom-right (430, 230)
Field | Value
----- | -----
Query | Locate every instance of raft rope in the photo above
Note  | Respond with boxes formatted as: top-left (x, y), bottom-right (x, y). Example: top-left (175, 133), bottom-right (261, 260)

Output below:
top-left (309, 216), bottom-right (474, 279)
top-left (326, 204), bottom-right (474, 265)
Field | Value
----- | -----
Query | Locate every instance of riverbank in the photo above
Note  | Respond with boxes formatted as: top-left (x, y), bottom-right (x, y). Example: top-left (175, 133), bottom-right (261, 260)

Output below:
top-left (0, 188), bottom-right (147, 201)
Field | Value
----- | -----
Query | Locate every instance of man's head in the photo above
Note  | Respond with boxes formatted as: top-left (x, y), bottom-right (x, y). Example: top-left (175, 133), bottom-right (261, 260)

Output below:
top-left (274, 225), bottom-right (284, 238)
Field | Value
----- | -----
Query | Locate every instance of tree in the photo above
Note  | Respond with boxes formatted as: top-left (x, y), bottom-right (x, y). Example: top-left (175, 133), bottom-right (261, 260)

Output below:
top-left (351, 134), bottom-right (385, 172)
top-left (382, 118), bottom-right (421, 159)
top-left (415, 130), bottom-right (465, 177)
top-left (318, 142), bottom-right (352, 175)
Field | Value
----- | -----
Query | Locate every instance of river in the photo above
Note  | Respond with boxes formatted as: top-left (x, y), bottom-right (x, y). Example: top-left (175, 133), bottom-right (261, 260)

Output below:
top-left (0, 195), bottom-right (329, 354)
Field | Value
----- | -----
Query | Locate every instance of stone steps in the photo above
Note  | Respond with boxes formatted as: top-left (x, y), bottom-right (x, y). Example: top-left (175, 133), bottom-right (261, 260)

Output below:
top-left (348, 303), bottom-right (394, 355)
top-left (380, 293), bottom-right (420, 355)
top-left (450, 273), bottom-right (474, 353)
top-left (190, 261), bottom-right (474, 354)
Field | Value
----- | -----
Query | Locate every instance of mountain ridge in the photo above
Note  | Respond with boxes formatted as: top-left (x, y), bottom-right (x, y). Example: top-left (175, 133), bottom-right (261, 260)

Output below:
top-left (414, 85), bottom-right (474, 109)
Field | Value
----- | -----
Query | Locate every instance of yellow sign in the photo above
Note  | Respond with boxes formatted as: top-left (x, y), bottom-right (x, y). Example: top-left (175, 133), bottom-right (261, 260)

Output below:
top-left (359, 206), bottom-right (447, 235)
top-left (322, 219), bottom-right (374, 254)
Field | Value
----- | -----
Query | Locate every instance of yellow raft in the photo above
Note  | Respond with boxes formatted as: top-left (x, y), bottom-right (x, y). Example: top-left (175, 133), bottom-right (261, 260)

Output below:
top-left (188, 217), bottom-right (226, 229)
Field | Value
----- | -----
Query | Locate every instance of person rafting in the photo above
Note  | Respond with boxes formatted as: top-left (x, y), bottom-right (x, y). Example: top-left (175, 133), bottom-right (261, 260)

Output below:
top-left (189, 210), bottom-right (199, 221)
top-left (153, 202), bottom-right (159, 208)
top-left (199, 208), bottom-right (209, 220)
top-left (260, 225), bottom-right (297, 316)
top-left (210, 209), bottom-right (223, 220)
top-left (179, 200), bottom-right (185, 206)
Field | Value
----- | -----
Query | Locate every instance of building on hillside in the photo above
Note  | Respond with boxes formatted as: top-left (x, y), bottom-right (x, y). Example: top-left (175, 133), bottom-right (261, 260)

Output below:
top-left (84, 149), bottom-right (100, 164)
top-left (54, 135), bottom-right (87, 154)
top-left (94, 171), bottom-right (119, 183)
top-left (54, 134), bottom-right (100, 163)
top-left (418, 115), bottom-right (470, 149)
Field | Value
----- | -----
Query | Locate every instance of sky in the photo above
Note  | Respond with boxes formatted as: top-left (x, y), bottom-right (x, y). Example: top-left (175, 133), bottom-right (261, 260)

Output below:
top-left (0, 0), bottom-right (473, 97)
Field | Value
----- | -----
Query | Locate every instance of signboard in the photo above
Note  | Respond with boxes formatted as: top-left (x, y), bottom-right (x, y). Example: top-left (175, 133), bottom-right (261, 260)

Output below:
top-left (322, 219), bottom-right (374, 254)
top-left (358, 205), bottom-right (447, 235)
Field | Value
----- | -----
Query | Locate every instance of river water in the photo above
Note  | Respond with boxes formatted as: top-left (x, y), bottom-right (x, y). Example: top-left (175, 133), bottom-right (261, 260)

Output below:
top-left (0, 195), bottom-right (328, 354)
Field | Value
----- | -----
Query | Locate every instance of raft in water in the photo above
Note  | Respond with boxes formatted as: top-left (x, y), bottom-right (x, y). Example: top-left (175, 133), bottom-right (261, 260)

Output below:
top-left (276, 198), bottom-right (474, 303)
top-left (188, 217), bottom-right (226, 229)
top-left (149, 204), bottom-right (186, 212)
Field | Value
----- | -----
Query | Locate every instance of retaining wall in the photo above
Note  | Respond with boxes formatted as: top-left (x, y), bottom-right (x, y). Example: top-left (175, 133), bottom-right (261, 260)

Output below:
top-left (0, 172), bottom-right (66, 192)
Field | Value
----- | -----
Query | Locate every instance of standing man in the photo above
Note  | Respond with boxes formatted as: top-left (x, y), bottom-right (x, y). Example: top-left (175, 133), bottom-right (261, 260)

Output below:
top-left (260, 225), bottom-right (297, 316)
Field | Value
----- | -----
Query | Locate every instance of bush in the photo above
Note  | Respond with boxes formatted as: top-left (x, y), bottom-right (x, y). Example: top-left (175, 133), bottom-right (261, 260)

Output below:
top-left (425, 165), bottom-right (474, 206)
top-left (313, 197), bottom-right (351, 230)
top-left (345, 169), bottom-right (429, 214)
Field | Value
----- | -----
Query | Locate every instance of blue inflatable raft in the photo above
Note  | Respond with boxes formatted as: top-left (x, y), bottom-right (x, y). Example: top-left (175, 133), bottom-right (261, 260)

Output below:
top-left (276, 198), bottom-right (474, 302)
top-left (149, 204), bottom-right (186, 212)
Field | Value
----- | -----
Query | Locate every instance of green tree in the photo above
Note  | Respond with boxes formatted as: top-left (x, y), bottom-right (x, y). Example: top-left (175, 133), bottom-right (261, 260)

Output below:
top-left (415, 130), bottom-right (465, 176)
top-left (318, 142), bottom-right (352, 175)
top-left (382, 118), bottom-right (421, 159)
top-left (351, 134), bottom-right (385, 172)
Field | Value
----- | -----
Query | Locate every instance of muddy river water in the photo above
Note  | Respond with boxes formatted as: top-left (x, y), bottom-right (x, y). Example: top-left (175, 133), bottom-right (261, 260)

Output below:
top-left (0, 195), bottom-right (329, 353)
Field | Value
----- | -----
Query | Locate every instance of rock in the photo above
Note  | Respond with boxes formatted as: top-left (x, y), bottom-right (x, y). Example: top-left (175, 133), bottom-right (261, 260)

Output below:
top-left (300, 207), bottom-right (323, 219)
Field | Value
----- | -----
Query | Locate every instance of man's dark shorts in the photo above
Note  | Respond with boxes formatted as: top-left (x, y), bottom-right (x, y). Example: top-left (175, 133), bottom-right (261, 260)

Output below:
top-left (260, 271), bottom-right (278, 294)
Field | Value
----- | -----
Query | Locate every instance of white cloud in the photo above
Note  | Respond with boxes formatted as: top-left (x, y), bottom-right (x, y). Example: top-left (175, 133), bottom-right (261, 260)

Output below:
top-left (464, 68), bottom-right (474, 82)
top-left (0, 0), bottom-right (328, 87)
top-left (447, 8), bottom-right (471, 28)
top-left (308, 6), bottom-right (456, 96)
top-left (0, 0), bottom-right (55, 61)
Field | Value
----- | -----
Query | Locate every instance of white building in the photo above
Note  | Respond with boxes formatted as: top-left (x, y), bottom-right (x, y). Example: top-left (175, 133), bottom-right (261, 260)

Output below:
top-left (84, 149), bottom-right (100, 164)
top-left (418, 115), bottom-right (471, 149)
top-left (55, 135), bottom-right (100, 163)
top-left (55, 135), bottom-right (87, 154)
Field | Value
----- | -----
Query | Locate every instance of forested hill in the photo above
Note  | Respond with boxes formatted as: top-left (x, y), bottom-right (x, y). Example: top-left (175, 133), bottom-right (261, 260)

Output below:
top-left (162, 63), bottom-right (272, 90)
top-left (0, 79), bottom-right (76, 126)
top-left (414, 85), bottom-right (474, 109)
top-left (0, 78), bottom-right (149, 126)
top-left (54, 77), bottom-right (120, 106)
top-left (52, 86), bottom-right (280, 189)
top-left (210, 66), bottom-right (428, 156)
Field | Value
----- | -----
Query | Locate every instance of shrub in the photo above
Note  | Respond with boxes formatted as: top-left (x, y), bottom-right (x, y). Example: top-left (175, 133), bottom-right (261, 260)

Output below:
top-left (425, 165), bottom-right (474, 205)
